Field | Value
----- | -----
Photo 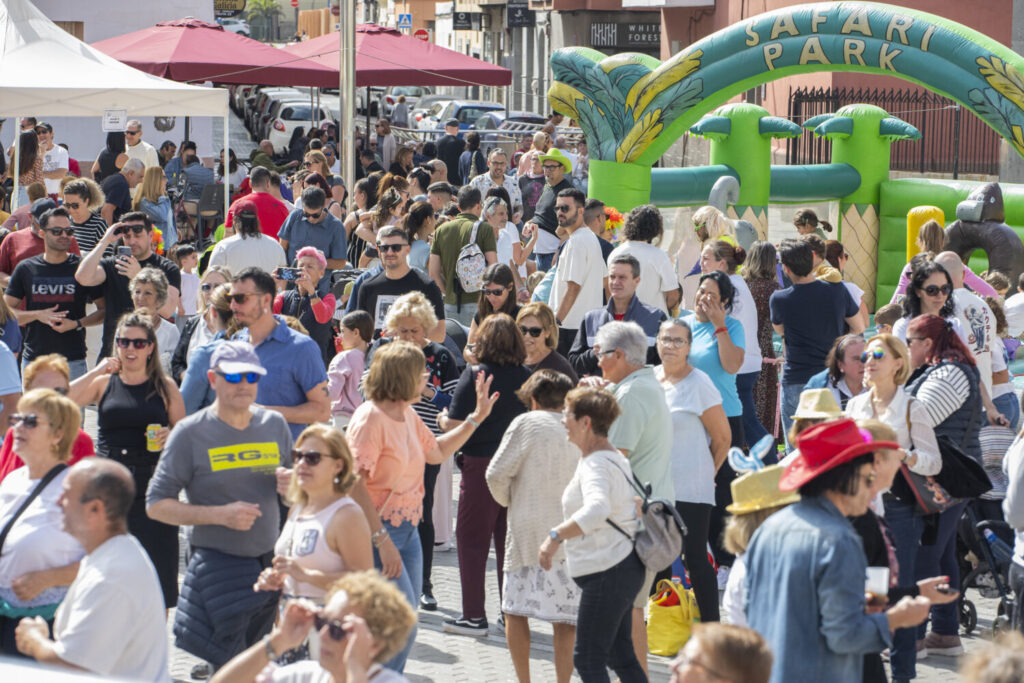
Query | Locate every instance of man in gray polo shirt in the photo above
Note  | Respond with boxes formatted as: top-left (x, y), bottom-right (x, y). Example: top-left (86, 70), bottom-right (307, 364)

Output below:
top-left (147, 341), bottom-right (293, 673)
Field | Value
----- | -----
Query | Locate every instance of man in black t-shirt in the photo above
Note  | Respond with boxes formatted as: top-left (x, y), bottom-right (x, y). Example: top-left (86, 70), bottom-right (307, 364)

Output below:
top-left (355, 225), bottom-right (445, 340)
top-left (99, 158), bottom-right (144, 225)
top-left (5, 207), bottom-right (104, 377)
top-left (75, 211), bottom-right (181, 359)
top-left (435, 119), bottom-right (465, 187)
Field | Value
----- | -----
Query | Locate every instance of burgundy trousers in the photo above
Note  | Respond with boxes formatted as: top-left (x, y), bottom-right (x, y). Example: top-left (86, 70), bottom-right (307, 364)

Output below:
top-left (456, 454), bottom-right (507, 620)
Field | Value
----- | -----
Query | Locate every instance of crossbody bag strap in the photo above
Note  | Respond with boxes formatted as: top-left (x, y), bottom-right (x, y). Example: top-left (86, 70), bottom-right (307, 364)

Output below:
top-left (598, 453), bottom-right (646, 541)
top-left (904, 395), bottom-right (916, 451)
top-left (961, 365), bottom-right (983, 451)
top-left (0, 463), bottom-right (67, 555)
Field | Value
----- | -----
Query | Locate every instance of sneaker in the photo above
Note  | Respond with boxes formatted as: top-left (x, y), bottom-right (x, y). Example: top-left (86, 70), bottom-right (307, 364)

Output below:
top-left (420, 590), bottom-right (438, 611)
top-left (443, 615), bottom-right (489, 637)
top-left (717, 566), bottom-right (731, 590)
top-left (923, 632), bottom-right (964, 657)
top-left (191, 663), bottom-right (212, 680)
top-left (916, 639), bottom-right (929, 660)
top-left (495, 613), bottom-right (505, 633)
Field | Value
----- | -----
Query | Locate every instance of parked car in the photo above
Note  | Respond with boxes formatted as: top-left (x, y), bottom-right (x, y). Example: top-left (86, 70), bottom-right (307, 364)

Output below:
top-left (246, 87), bottom-right (302, 134)
top-left (415, 99), bottom-right (454, 131)
top-left (435, 100), bottom-right (504, 131)
top-left (471, 110), bottom-right (546, 150)
top-left (377, 86), bottom-right (432, 120)
top-left (231, 84), bottom-right (257, 115)
top-left (218, 18), bottom-right (250, 37)
top-left (267, 101), bottom-right (333, 154)
top-left (354, 87), bottom-right (386, 116)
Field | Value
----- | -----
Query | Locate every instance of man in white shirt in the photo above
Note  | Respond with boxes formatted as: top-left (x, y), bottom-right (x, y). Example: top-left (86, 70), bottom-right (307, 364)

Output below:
top-left (550, 187), bottom-right (604, 356)
top-left (35, 122), bottom-right (69, 196)
top-left (16, 458), bottom-right (170, 682)
top-left (123, 119), bottom-right (160, 169)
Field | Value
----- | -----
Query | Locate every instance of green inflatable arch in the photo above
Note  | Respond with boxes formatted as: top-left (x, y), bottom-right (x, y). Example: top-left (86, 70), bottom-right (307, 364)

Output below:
top-left (551, 1), bottom-right (1024, 211)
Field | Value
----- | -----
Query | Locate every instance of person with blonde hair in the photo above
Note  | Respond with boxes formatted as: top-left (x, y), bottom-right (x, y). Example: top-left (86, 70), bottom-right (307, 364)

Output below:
top-left (211, 571), bottom-right (418, 683)
top-left (170, 265), bottom-right (232, 383)
top-left (303, 150), bottom-right (346, 205)
top-left (0, 389), bottom-right (85, 655)
top-left (130, 267), bottom-right (179, 373)
top-left (347, 340), bottom-right (498, 671)
top-left (132, 166), bottom-right (176, 249)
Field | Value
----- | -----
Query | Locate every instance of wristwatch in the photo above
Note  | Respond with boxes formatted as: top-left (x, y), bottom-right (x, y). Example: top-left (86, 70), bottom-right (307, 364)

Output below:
top-left (548, 529), bottom-right (563, 543)
top-left (263, 635), bottom-right (279, 661)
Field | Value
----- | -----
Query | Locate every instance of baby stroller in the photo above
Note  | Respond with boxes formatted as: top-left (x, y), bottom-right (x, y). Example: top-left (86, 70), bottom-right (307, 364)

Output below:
top-left (956, 501), bottom-right (1016, 635)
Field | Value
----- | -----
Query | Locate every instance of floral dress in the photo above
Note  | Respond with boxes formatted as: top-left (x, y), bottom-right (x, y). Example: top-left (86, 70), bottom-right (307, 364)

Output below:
top-left (746, 276), bottom-right (780, 436)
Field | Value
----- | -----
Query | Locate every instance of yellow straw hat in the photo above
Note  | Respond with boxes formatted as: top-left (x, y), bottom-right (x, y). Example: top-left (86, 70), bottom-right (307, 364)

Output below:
top-left (791, 388), bottom-right (843, 420)
top-left (726, 464), bottom-right (801, 514)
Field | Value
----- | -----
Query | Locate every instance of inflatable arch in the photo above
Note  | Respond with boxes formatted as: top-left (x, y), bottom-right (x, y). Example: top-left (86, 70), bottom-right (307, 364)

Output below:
top-left (550, 1), bottom-right (1024, 308)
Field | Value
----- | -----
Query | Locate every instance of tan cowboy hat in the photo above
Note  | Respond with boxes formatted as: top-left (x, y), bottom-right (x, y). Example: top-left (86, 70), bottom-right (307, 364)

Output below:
top-left (791, 388), bottom-right (843, 420)
top-left (726, 465), bottom-right (801, 514)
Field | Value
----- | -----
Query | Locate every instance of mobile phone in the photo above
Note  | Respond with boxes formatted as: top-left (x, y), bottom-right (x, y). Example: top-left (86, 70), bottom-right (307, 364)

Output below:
top-left (935, 586), bottom-right (957, 595)
top-left (116, 246), bottom-right (132, 259)
top-left (278, 267), bottom-right (302, 281)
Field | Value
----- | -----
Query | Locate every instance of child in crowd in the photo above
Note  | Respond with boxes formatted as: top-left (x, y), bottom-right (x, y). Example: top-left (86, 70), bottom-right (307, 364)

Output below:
top-left (873, 302), bottom-right (903, 335)
top-left (326, 310), bottom-right (372, 430)
top-left (983, 270), bottom-right (1011, 298)
top-left (169, 243), bottom-right (200, 327)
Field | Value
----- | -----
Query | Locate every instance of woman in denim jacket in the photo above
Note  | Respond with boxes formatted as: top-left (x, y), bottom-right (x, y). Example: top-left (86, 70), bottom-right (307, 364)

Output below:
top-left (744, 419), bottom-right (933, 683)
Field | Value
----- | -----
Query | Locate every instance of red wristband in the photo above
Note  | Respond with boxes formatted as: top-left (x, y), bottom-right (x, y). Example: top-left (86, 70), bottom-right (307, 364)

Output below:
top-left (714, 326), bottom-right (728, 335)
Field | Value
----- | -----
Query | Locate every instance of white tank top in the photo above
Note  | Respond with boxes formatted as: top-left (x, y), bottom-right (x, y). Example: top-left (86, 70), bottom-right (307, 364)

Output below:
top-left (275, 496), bottom-right (359, 600)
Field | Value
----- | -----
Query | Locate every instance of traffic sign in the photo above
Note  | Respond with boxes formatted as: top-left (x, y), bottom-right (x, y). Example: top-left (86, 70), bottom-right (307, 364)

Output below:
top-left (331, 4), bottom-right (340, 15)
top-left (397, 13), bottom-right (413, 29)
top-left (290, 0), bottom-right (298, 7)
top-left (413, 28), bottom-right (430, 42)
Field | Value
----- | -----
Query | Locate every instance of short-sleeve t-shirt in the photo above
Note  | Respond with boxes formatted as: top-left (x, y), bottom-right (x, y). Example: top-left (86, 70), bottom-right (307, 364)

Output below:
top-left (98, 252), bottom-right (181, 358)
top-left (277, 209), bottom-right (347, 265)
top-left (550, 227), bottom-right (605, 328)
top-left (769, 279), bottom-right (859, 385)
top-left (430, 214), bottom-right (499, 306)
top-left (355, 269), bottom-right (445, 336)
top-left (448, 363), bottom-right (532, 458)
top-left (346, 402), bottom-right (438, 526)
top-left (100, 173), bottom-right (132, 222)
top-left (657, 365), bottom-right (723, 505)
top-left (7, 254), bottom-right (99, 362)
top-left (680, 314), bottom-right (745, 417)
top-left (608, 366), bottom-right (674, 501)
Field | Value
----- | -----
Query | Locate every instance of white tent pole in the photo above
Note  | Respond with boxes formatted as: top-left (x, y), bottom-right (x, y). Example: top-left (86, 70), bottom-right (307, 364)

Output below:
top-left (11, 122), bottom-right (20, 212)
top-left (223, 113), bottom-right (230, 229)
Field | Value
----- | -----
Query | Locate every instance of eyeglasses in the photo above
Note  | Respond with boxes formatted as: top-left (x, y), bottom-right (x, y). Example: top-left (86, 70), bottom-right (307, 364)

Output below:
top-left (11, 414), bottom-right (40, 428)
top-left (483, 287), bottom-right (507, 297)
top-left (303, 210), bottom-right (324, 220)
top-left (377, 243), bottom-right (406, 253)
top-left (594, 348), bottom-right (618, 358)
top-left (228, 293), bottom-right (255, 304)
top-left (920, 284), bottom-right (951, 297)
top-left (657, 336), bottom-right (690, 348)
top-left (519, 325), bottom-right (544, 338)
top-left (115, 224), bottom-right (146, 236)
top-left (43, 227), bottom-right (75, 236)
top-left (555, 205), bottom-right (573, 213)
top-left (292, 449), bottom-right (327, 466)
top-left (313, 613), bottom-right (346, 641)
top-left (216, 370), bottom-right (261, 384)
top-left (116, 337), bottom-right (152, 349)
top-left (64, 201), bottom-right (81, 210)
top-left (860, 348), bottom-right (885, 362)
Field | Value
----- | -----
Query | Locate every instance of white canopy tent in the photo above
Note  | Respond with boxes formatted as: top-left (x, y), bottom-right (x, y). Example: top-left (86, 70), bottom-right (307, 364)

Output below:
top-left (0, 0), bottom-right (229, 215)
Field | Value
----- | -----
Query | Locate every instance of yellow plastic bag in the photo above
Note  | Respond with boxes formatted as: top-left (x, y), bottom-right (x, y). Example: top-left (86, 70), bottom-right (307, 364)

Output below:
top-left (646, 579), bottom-right (700, 656)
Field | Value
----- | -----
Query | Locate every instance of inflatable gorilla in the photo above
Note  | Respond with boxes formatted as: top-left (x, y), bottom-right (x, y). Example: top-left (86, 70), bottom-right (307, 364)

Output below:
top-left (944, 183), bottom-right (1024, 290)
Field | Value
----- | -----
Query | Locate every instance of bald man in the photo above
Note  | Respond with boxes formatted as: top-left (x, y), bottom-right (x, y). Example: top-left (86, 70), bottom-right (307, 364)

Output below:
top-left (16, 459), bottom-right (170, 681)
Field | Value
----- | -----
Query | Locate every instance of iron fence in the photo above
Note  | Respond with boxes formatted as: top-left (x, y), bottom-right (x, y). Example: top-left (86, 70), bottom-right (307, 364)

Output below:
top-left (786, 86), bottom-right (1000, 177)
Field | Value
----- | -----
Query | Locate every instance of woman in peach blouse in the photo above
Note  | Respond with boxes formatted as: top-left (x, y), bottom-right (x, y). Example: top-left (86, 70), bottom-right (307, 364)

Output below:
top-left (346, 340), bottom-right (497, 673)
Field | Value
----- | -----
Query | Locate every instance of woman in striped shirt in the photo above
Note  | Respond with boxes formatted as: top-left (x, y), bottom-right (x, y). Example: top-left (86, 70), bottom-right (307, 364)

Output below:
top-left (61, 178), bottom-right (108, 254)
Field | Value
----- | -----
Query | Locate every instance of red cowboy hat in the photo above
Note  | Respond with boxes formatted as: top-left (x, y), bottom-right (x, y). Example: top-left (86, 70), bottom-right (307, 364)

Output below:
top-left (779, 418), bottom-right (899, 492)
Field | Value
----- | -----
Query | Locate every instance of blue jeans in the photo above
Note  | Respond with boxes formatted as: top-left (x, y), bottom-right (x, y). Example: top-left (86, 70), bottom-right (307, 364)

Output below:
top-left (916, 502), bottom-right (968, 638)
top-left (535, 251), bottom-right (555, 272)
top-left (737, 371), bottom-right (769, 448)
top-left (444, 302), bottom-right (477, 328)
top-left (372, 519), bottom-right (422, 673)
top-left (885, 496), bottom-right (926, 679)
top-left (780, 380), bottom-right (804, 452)
top-left (994, 392), bottom-right (1020, 432)
top-left (572, 551), bottom-right (648, 683)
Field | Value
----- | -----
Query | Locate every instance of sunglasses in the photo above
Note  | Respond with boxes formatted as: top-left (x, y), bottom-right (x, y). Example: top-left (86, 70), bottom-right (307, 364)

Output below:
top-left (519, 325), bottom-right (544, 338)
top-left (43, 227), bottom-right (75, 236)
top-left (377, 243), bottom-right (405, 253)
top-left (64, 201), bottom-right (81, 210)
top-left (216, 370), bottom-right (261, 384)
top-left (555, 205), bottom-right (573, 213)
top-left (303, 210), bottom-right (324, 220)
top-left (292, 449), bottom-right (329, 466)
top-left (200, 283), bottom-right (215, 292)
top-left (920, 284), bottom-right (951, 296)
top-left (860, 348), bottom-right (885, 362)
top-left (542, 164), bottom-right (561, 171)
top-left (313, 614), bottom-right (347, 641)
top-left (228, 293), bottom-right (255, 304)
top-left (116, 337), bottom-right (152, 349)
top-left (11, 414), bottom-right (40, 428)
top-left (125, 130), bottom-right (141, 136)
top-left (302, 161), bottom-right (313, 168)
top-left (483, 287), bottom-right (507, 297)
top-left (115, 224), bottom-right (147, 236)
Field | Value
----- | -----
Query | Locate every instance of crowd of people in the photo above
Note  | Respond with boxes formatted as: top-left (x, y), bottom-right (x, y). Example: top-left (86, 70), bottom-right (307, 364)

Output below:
top-left (0, 110), bottom-right (1024, 683)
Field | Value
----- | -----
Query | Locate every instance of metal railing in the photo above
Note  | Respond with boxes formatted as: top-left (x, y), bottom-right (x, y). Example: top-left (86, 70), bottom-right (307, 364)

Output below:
top-left (787, 86), bottom-right (1000, 177)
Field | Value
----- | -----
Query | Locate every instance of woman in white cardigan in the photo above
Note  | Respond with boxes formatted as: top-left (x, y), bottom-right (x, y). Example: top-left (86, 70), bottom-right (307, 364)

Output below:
top-left (844, 333), bottom-right (941, 682)
top-left (486, 369), bottom-right (580, 683)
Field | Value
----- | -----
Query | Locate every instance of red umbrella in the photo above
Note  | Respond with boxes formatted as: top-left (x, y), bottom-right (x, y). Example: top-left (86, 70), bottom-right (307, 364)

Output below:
top-left (282, 24), bottom-right (511, 87)
top-left (92, 18), bottom-right (336, 87)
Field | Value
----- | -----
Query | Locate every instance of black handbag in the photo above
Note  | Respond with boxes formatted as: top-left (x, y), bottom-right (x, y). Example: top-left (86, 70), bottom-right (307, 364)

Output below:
top-left (933, 433), bottom-right (992, 499)
top-left (889, 399), bottom-right (957, 515)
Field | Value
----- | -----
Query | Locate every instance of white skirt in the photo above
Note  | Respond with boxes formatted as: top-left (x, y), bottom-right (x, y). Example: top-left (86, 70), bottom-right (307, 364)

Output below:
top-left (501, 561), bottom-right (581, 625)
